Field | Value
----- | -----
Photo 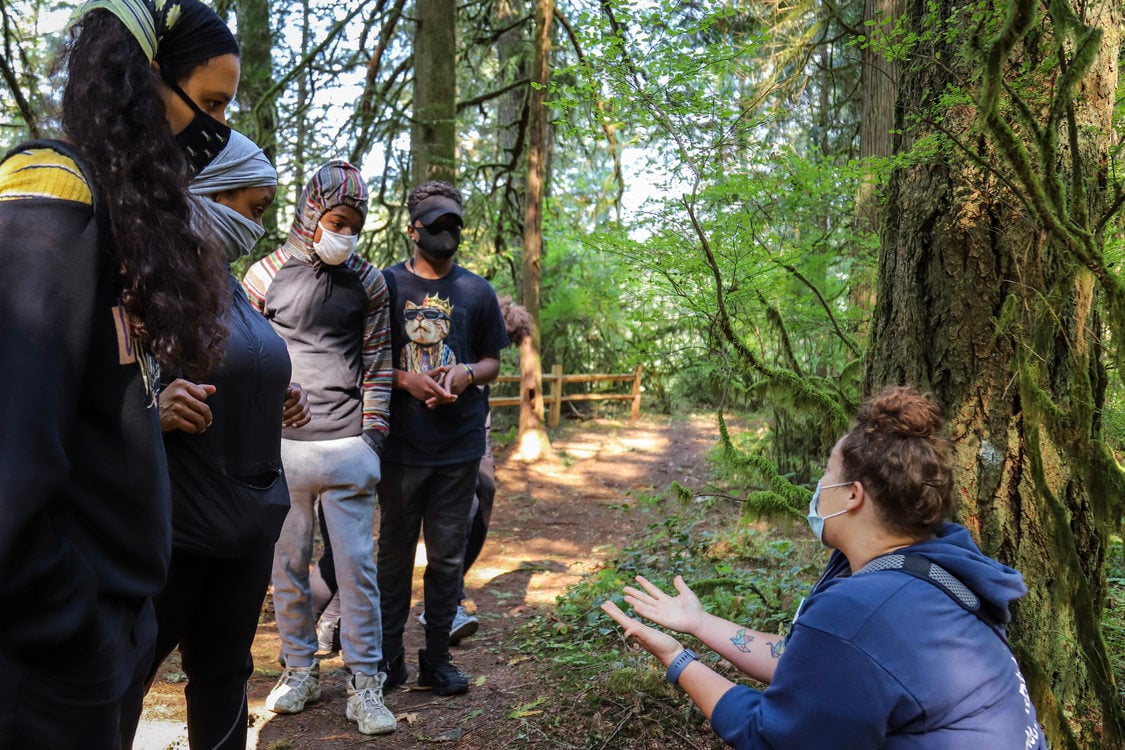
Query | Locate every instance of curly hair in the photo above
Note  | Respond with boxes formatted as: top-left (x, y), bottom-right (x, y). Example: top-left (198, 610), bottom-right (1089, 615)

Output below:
top-left (407, 180), bottom-right (463, 213)
top-left (59, 11), bottom-right (227, 379)
top-left (838, 386), bottom-right (954, 536)
top-left (497, 295), bottom-right (532, 345)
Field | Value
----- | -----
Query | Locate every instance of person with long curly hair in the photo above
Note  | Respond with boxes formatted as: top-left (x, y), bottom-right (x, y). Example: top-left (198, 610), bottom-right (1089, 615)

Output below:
top-left (603, 386), bottom-right (1048, 749)
top-left (0, 1), bottom-right (240, 747)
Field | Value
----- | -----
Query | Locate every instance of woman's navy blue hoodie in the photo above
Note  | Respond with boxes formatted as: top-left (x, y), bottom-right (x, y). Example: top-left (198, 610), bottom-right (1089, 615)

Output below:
top-left (710, 523), bottom-right (1048, 749)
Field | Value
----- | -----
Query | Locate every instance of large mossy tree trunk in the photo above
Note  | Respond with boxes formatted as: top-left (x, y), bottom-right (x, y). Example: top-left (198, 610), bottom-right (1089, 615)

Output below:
top-left (866, 0), bottom-right (1125, 746)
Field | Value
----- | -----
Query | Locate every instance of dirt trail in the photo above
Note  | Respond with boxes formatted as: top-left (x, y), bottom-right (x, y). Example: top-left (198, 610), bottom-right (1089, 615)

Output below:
top-left (135, 414), bottom-right (719, 749)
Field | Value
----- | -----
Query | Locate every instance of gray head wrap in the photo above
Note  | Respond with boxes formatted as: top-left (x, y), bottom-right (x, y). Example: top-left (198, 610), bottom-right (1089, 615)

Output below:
top-left (189, 130), bottom-right (275, 260)
top-left (189, 130), bottom-right (276, 196)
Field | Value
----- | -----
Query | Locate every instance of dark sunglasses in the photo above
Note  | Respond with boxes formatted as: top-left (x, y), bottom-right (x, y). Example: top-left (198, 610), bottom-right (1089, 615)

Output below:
top-left (404, 308), bottom-right (450, 321)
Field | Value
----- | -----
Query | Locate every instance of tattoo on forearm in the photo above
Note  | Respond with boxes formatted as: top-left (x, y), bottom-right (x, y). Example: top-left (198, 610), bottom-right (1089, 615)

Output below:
top-left (731, 629), bottom-right (754, 653)
top-left (731, 629), bottom-right (786, 659)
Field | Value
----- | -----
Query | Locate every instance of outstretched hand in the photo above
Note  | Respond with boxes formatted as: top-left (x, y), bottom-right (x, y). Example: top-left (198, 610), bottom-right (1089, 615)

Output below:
top-left (600, 600), bottom-right (683, 664)
top-left (621, 575), bottom-right (706, 637)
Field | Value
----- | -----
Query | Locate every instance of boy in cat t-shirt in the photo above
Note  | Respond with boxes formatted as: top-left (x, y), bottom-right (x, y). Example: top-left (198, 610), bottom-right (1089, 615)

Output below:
top-left (377, 181), bottom-right (509, 696)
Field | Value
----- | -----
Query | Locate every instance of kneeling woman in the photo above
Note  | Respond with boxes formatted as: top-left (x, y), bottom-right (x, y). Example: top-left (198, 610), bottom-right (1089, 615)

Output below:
top-left (603, 386), bottom-right (1047, 749)
top-left (147, 131), bottom-right (310, 750)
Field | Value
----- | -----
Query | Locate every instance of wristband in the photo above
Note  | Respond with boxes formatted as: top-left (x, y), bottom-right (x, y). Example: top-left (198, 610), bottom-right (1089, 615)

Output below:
top-left (463, 363), bottom-right (475, 385)
top-left (664, 648), bottom-right (698, 685)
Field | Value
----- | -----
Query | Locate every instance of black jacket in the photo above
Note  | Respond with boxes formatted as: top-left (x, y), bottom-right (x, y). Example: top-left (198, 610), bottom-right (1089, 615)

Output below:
top-left (163, 275), bottom-right (292, 557)
top-left (0, 142), bottom-right (170, 665)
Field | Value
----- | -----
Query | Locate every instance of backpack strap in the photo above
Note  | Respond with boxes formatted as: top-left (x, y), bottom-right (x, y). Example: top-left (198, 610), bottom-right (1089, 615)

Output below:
top-left (857, 553), bottom-right (1007, 641)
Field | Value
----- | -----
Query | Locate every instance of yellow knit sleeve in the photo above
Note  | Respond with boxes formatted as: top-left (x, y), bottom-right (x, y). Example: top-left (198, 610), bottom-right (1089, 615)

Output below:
top-left (0, 149), bottom-right (93, 205)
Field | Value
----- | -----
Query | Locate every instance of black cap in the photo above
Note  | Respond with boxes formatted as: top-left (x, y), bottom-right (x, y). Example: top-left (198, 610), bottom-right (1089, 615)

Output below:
top-left (410, 196), bottom-right (463, 227)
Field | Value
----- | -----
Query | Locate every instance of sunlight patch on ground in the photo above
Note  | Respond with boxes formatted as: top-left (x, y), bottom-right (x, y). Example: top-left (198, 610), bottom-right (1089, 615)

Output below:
top-left (554, 428), bottom-right (663, 460)
top-left (134, 696), bottom-right (271, 749)
top-left (524, 430), bottom-right (669, 488)
top-left (132, 720), bottom-right (187, 749)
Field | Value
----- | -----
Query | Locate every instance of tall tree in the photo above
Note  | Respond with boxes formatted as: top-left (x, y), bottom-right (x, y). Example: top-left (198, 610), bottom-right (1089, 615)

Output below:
top-left (855, 0), bottom-right (901, 233)
top-left (233, 0), bottom-right (276, 159)
top-left (232, 0), bottom-right (278, 234)
top-left (491, 0), bottom-right (529, 274)
top-left (513, 0), bottom-right (552, 460)
top-left (412, 0), bottom-right (457, 184)
top-left (0, 0), bottom-right (41, 138)
top-left (868, 0), bottom-right (1125, 744)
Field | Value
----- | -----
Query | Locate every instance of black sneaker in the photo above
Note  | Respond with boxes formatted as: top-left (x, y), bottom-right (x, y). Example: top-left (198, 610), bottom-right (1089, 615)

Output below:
top-left (417, 649), bottom-right (469, 696)
top-left (380, 649), bottom-right (409, 690)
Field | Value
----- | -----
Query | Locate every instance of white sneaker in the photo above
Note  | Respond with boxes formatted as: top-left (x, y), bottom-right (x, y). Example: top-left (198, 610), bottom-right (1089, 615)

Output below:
top-left (346, 672), bottom-right (397, 735)
top-left (265, 663), bottom-right (321, 714)
top-left (418, 605), bottom-right (480, 646)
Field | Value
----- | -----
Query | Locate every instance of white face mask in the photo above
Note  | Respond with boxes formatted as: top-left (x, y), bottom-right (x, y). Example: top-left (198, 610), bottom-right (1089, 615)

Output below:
top-left (313, 223), bottom-right (357, 265)
top-left (806, 480), bottom-right (852, 546)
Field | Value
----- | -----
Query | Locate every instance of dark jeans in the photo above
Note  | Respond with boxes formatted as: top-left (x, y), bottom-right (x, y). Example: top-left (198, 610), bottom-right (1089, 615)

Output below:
top-left (317, 455), bottom-right (495, 634)
top-left (0, 598), bottom-right (154, 750)
top-left (378, 459), bottom-right (479, 657)
top-left (146, 546), bottom-right (274, 750)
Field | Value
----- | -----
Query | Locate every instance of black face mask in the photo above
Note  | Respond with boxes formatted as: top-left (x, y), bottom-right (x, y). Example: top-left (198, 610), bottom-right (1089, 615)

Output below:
top-left (168, 80), bottom-right (231, 176)
top-left (415, 224), bottom-right (461, 260)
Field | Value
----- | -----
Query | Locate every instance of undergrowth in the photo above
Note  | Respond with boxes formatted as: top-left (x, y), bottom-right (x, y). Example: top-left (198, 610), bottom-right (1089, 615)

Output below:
top-left (511, 486), bottom-right (826, 748)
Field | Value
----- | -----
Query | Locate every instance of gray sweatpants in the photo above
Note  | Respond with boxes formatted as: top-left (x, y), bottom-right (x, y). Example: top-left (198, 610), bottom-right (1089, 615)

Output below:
top-left (272, 436), bottom-right (383, 675)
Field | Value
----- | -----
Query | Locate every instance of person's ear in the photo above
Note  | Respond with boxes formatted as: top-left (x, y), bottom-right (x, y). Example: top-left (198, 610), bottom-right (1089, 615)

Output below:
top-left (845, 481), bottom-right (865, 511)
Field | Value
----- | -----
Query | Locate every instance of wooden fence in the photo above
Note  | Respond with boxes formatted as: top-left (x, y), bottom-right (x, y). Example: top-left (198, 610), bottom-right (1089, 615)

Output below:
top-left (488, 364), bottom-right (643, 427)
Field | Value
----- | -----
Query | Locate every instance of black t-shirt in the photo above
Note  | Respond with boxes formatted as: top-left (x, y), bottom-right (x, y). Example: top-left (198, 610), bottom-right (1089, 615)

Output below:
top-left (382, 262), bottom-right (509, 465)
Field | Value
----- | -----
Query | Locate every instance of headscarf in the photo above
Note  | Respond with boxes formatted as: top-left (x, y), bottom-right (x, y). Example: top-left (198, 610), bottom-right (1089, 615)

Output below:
top-left (283, 160), bottom-right (368, 263)
top-left (189, 130), bottom-right (275, 196)
top-left (189, 130), bottom-right (275, 260)
top-left (70, 0), bottom-right (238, 66)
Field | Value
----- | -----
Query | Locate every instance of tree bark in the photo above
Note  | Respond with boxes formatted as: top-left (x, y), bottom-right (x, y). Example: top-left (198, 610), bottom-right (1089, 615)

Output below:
top-left (867, 0), bottom-right (1125, 745)
top-left (513, 0), bottom-right (552, 461)
top-left (234, 0), bottom-right (277, 233)
top-left (412, 0), bottom-right (457, 185)
top-left (493, 0), bottom-right (529, 277)
top-left (855, 0), bottom-right (901, 234)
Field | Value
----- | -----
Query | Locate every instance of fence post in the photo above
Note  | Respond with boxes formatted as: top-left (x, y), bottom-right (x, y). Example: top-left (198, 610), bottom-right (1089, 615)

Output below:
top-left (549, 363), bottom-right (563, 427)
top-left (630, 365), bottom-right (642, 422)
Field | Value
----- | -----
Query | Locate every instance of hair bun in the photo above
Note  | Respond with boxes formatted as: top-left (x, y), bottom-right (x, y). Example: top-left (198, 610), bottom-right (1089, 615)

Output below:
top-left (859, 386), bottom-right (943, 438)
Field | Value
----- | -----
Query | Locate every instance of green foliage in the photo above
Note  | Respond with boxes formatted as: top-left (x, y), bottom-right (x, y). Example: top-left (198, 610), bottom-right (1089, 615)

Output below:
top-left (1105, 536), bottom-right (1125, 703)
top-left (1103, 383), bottom-right (1125, 467)
top-left (511, 487), bottom-right (824, 745)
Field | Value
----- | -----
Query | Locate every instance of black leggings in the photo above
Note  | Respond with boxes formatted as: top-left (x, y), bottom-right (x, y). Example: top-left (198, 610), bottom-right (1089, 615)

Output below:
top-left (147, 546), bottom-right (274, 750)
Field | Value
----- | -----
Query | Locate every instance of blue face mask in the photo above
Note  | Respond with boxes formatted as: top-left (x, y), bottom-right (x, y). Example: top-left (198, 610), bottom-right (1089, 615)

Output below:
top-left (807, 480), bottom-right (853, 546)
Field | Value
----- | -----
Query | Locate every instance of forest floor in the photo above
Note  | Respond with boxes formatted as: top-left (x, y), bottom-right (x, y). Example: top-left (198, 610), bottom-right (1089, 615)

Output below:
top-left (134, 412), bottom-right (725, 750)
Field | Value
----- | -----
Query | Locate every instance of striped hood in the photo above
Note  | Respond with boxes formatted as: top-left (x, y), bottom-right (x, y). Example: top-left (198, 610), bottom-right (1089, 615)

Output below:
top-left (283, 160), bottom-right (368, 262)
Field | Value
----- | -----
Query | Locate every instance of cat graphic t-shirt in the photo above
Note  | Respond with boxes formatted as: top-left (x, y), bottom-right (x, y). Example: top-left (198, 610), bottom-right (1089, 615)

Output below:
top-left (382, 262), bottom-right (509, 466)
